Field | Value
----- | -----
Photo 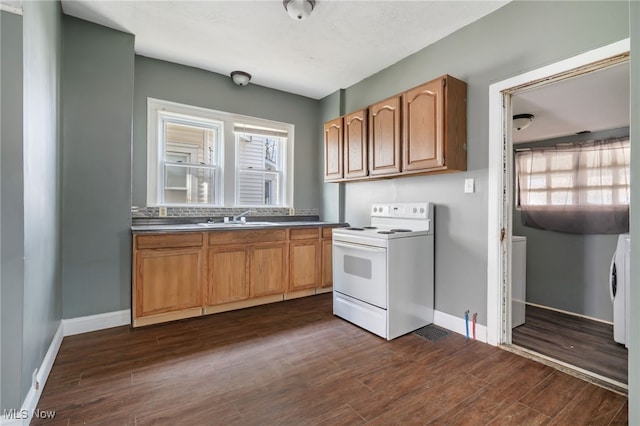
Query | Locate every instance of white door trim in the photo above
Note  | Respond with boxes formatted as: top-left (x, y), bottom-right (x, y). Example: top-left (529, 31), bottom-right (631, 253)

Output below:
top-left (486, 38), bottom-right (631, 346)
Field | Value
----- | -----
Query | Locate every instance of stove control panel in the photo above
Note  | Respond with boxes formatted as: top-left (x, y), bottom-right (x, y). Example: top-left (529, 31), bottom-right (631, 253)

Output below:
top-left (371, 203), bottom-right (430, 219)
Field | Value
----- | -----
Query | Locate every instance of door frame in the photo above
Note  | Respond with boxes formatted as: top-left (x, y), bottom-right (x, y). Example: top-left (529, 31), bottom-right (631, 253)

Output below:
top-left (486, 38), bottom-right (631, 346)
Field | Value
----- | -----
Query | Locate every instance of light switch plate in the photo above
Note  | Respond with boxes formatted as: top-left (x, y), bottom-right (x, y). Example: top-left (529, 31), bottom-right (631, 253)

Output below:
top-left (464, 178), bottom-right (475, 194)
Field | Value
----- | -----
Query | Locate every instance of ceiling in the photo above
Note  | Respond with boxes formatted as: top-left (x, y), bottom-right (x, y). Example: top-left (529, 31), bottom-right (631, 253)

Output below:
top-left (512, 60), bottom-right (630, 144)
top-left (59, 0), bottom-right (509, 100)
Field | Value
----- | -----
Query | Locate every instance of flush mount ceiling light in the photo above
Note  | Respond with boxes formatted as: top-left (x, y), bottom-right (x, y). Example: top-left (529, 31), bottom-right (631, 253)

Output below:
top-left (283, 0), bottom-right (315, 21)
top-left (230, 71), bottom-right (251, 87)
top-left (513, 113), bottom-right (534, 131)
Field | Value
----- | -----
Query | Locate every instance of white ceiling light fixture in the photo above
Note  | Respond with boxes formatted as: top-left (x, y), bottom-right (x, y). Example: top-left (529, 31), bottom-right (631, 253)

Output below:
top-left (513, 113), bottom-right (534, 131)
top-left (283, 0), bottom-right (315, 21)
top-left (230, 71), bottom-right (251, 87)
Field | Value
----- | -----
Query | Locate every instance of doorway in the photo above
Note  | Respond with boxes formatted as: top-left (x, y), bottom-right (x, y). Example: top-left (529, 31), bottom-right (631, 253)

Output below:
top-left (486, 39), bottom-right (631, 390)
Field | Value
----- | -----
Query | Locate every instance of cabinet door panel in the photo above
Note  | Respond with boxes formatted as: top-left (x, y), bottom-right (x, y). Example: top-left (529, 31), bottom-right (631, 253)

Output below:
top-left (324, 117), bottom-right (343, 181)
top-left (250, 243), bottom-right (287, 297)
top-left (136, 249), bottom-right (202, 317)
top-left (208, 247), bottom-right (248, 305)
top-left (344, 110), bottom-right (368, 179)
top-left (321, 239), bottom-right (333, 288)
top-left (403, 79), bottom-right (444, 171)
top-left (289, 240), bottom-right (320, 291)
top-left (369, 96), bottom-right (401, 175)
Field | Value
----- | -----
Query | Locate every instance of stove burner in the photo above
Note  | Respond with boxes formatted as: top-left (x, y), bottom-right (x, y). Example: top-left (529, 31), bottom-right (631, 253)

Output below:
top-left (390, 229), bottom-right (412, 232)
top-left (378, 231), bottom-right (395, 235)
top-left (363, 226), bottom-right (378, 230)
top-left (345, 227), bottom-right (365, 231)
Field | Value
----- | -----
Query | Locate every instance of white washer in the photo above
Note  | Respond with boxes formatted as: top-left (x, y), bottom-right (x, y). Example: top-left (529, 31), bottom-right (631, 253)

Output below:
top-left (610, 233), bottom-right (630, 347)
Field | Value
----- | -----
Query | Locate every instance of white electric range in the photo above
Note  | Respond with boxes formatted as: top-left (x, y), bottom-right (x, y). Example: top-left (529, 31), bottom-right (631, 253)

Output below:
top-left (332, 202), bottom-right (435, 340)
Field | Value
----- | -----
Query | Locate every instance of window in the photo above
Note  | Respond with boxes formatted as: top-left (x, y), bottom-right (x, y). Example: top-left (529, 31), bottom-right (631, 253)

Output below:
top-left (515, 137), bottom-right (630, 234)
top-left (235, 125), bottom-right (287, 206)
top-left (147, 99), bottom-right (293, 208)
top-left (161, 118), bottom-right (220, 205)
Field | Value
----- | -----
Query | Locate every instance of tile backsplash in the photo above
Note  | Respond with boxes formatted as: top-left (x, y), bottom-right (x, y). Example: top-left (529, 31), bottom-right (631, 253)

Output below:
top-left (131, 206), bottom-right (319, 218)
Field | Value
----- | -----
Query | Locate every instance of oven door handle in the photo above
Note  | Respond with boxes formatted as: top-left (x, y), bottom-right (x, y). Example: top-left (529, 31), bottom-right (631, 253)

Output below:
top-left (333, 241), bottom-right (386, 253)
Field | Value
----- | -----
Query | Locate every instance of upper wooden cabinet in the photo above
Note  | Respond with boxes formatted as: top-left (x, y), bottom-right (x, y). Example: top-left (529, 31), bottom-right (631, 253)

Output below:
top-left (402, 75), bottom-right (467, 173)
top-left (344, 110), bottom-right (368, 179)
top-left (324, 117), bottom-right (343, 181)
top-left (323, 74), bottom-right (466, 182)
top-left (369, 95), bottom-right (402, 176)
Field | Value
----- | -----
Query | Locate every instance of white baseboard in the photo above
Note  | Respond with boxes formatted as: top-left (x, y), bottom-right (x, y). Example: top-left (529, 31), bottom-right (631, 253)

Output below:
top-left (1, 310), bottom-right (132, 425)
top-left (434, 310), bottom-right (487, 343)
top-left (0, 322), bottom-right (64, 426)
top-left (62, 309), bottom-right (131, 336)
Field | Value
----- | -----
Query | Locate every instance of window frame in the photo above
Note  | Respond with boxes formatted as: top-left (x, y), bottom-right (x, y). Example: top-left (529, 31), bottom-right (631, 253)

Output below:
top-left (147, 98), bottom-right (294, 208)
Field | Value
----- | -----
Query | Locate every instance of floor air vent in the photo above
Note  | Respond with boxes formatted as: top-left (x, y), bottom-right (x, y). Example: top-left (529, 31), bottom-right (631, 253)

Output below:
top-left (414, 325), bottom-right (449, 342)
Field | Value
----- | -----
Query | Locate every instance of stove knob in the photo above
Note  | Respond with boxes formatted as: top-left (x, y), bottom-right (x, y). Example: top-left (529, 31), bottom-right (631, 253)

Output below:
top-left (373, 207), bottom-right (378, 213)
top-left (420, 208), bottom-right (425, 213)
top-left (413, 207), bottom-right (417, 213)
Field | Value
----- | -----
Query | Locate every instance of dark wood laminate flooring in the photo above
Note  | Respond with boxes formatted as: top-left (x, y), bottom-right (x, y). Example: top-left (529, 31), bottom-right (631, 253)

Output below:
top-left (33, 294), bottom-right (628, 425)
top-left (512, 304), bottom-right (628, 385)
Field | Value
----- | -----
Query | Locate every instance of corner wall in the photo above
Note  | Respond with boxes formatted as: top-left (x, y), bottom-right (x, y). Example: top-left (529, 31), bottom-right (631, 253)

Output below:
top-left (1, 9), bottom-right (25, 411)
top-left (61, 16), bottom-right (135, 318)
top-left (627, 0), bottom-right (639, 422)
top-left (1, 0), bottom-right (64, 411)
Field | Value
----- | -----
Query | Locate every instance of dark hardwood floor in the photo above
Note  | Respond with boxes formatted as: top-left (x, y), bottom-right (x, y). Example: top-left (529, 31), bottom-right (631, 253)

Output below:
top-left (33, 294), bottom-right (628, 425)
top-left (512, 304), bottom-right (628, 385)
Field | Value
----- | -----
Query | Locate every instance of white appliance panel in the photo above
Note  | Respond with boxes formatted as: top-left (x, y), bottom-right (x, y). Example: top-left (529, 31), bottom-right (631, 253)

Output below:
top-left (611, 233), bottom-right (630, 347)
top-left (333, 241), bottom-right (387, 309)
top-left (333, 292), bottom-right (387, 339)
top-left (332, 202), bottom-right (435, 340)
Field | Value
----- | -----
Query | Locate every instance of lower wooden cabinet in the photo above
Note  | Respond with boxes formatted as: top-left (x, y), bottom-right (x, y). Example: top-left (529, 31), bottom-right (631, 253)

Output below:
top-left (135, 248), bottom-right (202, 316)
top-left (321, 238), bottom-right (333, 288)
top-left (289, 240), bottom-right (320, 292)
top-left (207, 246), bottom-right (249, 305)
top-left (250, 242), bottom-right (288, 297)
top-left (132, 225), bottom-right (338, 327)
top-left (133, 232), bottom-right (205, 327)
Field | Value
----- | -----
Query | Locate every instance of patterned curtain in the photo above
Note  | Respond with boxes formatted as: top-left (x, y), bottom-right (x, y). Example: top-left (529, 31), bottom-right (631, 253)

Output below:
top-left (515, 137), bottom-right (630, 234)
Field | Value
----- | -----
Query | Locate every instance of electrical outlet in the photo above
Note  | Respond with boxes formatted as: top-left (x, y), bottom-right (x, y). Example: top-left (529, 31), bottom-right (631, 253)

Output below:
top-left (159, 207), bottom-right (167, 217)
top-left (32, 368), bottom-right (39, 390)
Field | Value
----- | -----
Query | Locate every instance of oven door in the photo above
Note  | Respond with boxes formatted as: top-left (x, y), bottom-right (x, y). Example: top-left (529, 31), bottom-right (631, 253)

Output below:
top-left (332, 240), bottom-right (387, 308)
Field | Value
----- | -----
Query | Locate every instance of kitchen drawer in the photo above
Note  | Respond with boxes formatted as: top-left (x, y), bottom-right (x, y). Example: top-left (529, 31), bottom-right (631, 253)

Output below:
top-left (289, 227), bottom-right (320, 240)
top-left (322, 227), bottom-right (335, 239)
top-left (208, 229), bottom-right (287, 245)
top-left (136, 233), bottom-right (203, 250)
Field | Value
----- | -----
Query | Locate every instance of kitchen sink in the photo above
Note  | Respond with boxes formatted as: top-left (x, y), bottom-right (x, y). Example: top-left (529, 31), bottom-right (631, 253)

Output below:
top-left (197, 221), bottom-right (278, 228)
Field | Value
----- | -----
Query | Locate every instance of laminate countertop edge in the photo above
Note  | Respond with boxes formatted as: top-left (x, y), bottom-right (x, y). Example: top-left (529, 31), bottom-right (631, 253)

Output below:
top-left (131, 221), bottom-right (348, 234)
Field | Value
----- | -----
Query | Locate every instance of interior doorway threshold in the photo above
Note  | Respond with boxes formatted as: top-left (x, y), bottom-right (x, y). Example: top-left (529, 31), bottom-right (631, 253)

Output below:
top-left (500, 344), bottom-right (628, 396)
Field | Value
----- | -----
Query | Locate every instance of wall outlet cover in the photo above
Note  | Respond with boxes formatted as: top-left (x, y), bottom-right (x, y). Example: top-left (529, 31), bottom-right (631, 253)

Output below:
top-left (159, 207), bottom-right (168, 217)
top-left (464, 178), bottom-right (475, 194)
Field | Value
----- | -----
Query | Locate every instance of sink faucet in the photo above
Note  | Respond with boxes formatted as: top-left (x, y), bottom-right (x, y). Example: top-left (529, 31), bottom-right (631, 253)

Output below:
top-left (232, 210), bottom-right (252, 223)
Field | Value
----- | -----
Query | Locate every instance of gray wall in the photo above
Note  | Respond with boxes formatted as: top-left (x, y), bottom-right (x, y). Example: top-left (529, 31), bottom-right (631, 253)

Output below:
top-left (320, 1), bottom-right (630, 325)
top-left (512, 128), bottom-right (630, 322)
top-left (132, 56), bottom-right (321, 211)
top-left (61, 16), bottom-right (135, 318)
top-left (628, 1), bottom-right (639, 422)
top-left (319, 90), bottom-right (342, 222)
top-left (1, 10), bottom-right (25, 412)
top-left (0, 1), bottom-right (63, 411)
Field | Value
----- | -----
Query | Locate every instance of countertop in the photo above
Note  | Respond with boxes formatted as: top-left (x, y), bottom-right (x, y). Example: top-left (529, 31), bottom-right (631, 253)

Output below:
top-left (131, 221), bottom-right (347, 234)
